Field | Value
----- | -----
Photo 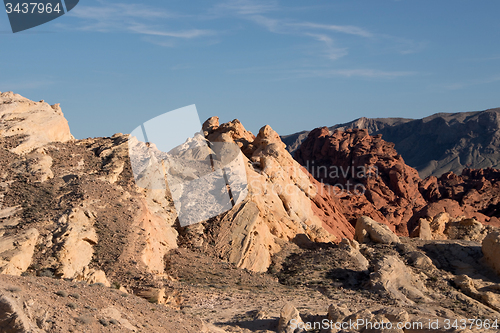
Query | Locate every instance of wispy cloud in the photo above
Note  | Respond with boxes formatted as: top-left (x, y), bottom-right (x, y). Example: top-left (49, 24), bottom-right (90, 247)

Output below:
top-left (68, 2), bottom-right (214, 45)
top-left (249, 15), bottom-right (281, 33)
top-left (211, 0), bottom-right (278, 15)
top-left (213, 0), bottom-right (426, 64)
top-left (228, 65), bottom-right (416, 80)
top-left (320, 69), bottom-right (416, 78)
top-left (128, 24), bottom-right (214, 39)
top-left (69, 3), bottom-right (173, 32)
top-left (292, 22), bottom-right (373, 38)
top-left (245, 15), bottom-right (368, 61)
top-left (226, 1), bottom-right (422, 63)
top-left (67, 0), bottom-right (420, 75)
top-left (304, 33), bottom-right (348, 60)
top-left (283, 68), bottom-right (417, 80)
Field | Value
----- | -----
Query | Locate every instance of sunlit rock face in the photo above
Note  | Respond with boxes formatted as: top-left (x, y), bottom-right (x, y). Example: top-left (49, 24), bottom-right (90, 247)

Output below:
top-left (0, 91), bottom-right (73, 154)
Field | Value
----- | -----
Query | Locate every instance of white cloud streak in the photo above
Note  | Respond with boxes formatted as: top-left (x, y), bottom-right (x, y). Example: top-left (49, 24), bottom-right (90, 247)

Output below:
top-left (211, 0), bottom-right (278, 15)
top-left (279, 68), bottom-right (417, 80)
top-left (292, 22), bottom-right (373, 38)
top-left (67, 0), bottom-right (420, 76)
top-left (128, 24), bottom-right (214, 39)
top-left (68, 2), bottom-right (214, 43)
top-left (304, 33), bottom-right (348, 60)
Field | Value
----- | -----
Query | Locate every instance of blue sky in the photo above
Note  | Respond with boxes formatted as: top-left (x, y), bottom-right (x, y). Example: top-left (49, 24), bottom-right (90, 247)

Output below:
top-left (1, 0), bottom-right (500, 139)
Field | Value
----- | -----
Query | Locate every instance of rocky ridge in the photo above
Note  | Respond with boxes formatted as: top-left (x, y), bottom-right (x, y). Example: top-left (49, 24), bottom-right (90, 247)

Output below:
top-left (294, 126), bottom-right (500, 237)
top-left (1, 92), bottom-right (500, 332)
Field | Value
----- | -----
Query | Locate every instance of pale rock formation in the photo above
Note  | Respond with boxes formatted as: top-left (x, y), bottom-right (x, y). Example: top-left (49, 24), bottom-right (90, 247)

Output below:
top-left (12, 148), bottom-right (54, 182)
top-left (327, 303), bottom-right (351, 322)
top-left (133, 287), bottom-right (181, 307)
top-left (74, 267), bottom-right (111, 287)
top-left (204, 119), bottom-right (352, 272)
top-left (136, 192), bottom-right (178, 275)
top-left (355, 216), bottom-right (400, 245)
top-left (410, 218), bottom-right (432, 240)
top-left (0, 91), bottom-right (73, 154)
top-left (0, 228), bottom-right (39, 276)
top-left (278, 303), bottom-right (303, 333)
top-left (214, 201), bottom-right (276, 272)
top-left (54, 208), bottom-right (97, 278)
top-left (100, 307), bottom-right (138, 332)
top-left (482, 230), bottom-right (500, 276)
top-left (370, 255), bottom-right (429, 304)
top-left (0, 295), bottom-right (43, 333)
top-left (376, 307), bottom-right (409, 324)
top-left (0, 206), bottom-right (21, 230)
top-left (453, 275), bottom-right (500, 311)
top-left (97, 133), bottom-right (127, 184)
top-left (411, 212), bottom-right (489, 242)
top-left (445, 217), bottom-right (487, 242)
top-left (429, 212), bottom-right (450, 240)
top-left (92, 133), bottom-right (179, 276)
top-left (344, 309), bottom-right (374, 328)
top-left (339, 238), bottom-right (369, 271)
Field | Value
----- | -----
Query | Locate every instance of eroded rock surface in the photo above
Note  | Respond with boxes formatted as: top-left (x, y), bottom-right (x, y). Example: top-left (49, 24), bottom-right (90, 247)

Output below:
top-left (1, 92), bottom-right (500, 332)
top-left (201, 118), bottom-right (353, 272)
top-left (0, 228), bottom-right (38, 276)
top-left (295, 127), bottom-right (426, 235)
top-left (0, 91), bottom-right (73, 154)
top-left (355, 216), bottom-right (400, 245)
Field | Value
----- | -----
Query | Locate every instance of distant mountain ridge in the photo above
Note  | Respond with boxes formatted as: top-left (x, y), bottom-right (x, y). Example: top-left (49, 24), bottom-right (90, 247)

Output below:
top-left (282, 108), bottom-right (500, 178)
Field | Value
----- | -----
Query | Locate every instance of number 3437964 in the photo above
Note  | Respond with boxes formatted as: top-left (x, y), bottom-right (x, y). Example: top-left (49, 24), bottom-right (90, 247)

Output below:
top-left (5, 3), bottom-right (62, 14)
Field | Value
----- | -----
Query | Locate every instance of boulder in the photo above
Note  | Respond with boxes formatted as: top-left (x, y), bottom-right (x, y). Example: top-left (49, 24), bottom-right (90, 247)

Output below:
top-left (278, 303), bottom-right (303, 333)
top-left (327, 303), bottom-right (350, 322)
top-left (0, 295), bottom-right (41, 332)
top-left (482, 230), bottom-right (500, 276)
top-left (0, 228), bottom-right (39, 276)
top-left (74, 267), bottom-right (111, 287)
top-left (454, 275), bottom-right (500, 312)
top-left (54, 208), bottom-right (97, 278)
top-left (355, 216), bottom-right (400, 245)
top-left (410, 218), bottom-right (432, 240)
top-left (429, 212), bottom-right (450, 239)
top-left (370, 255), bottom-right (428, 304)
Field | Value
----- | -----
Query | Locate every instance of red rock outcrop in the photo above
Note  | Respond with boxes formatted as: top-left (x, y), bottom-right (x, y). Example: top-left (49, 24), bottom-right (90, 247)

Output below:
top-left (417, 168), bottom-right (500, 228)
top-left (295, 127), bottom-right (426, 235)
top-left (294, 126), bottom-right (500, 236)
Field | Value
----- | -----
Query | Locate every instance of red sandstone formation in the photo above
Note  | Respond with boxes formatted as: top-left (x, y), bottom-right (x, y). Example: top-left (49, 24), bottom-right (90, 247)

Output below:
top-left (295, 127), bottom-right (426, 235)
top-left (294, 126), bottom-right (500, 236)
top-left (417, 168), bottom-right (500, 228)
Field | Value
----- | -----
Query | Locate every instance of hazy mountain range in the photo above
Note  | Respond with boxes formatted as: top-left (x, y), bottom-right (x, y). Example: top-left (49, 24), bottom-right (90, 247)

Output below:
top-left (282, 108), bottom-right (500, 178)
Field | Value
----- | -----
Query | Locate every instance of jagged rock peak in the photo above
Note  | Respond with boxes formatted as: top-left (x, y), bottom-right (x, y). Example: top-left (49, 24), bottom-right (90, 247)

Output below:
top-left (0, 91), bottom-right (73, 154)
